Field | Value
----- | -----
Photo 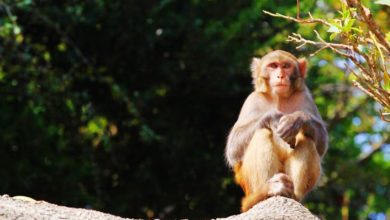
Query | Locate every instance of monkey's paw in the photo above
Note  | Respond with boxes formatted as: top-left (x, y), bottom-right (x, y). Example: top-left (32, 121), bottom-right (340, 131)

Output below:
top-left (266, 173), bottom-right (295, 199)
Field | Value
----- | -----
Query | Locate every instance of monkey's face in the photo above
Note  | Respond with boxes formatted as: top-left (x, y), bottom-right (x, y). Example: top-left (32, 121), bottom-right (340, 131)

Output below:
top-left (266, 59), bottom-right (298, 97)
top-left (251, 50), bottom-right (307, 96)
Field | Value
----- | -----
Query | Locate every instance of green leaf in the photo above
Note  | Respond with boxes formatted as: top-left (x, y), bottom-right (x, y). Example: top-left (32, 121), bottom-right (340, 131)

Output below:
top-left (386, 32), bottom-right (390, 42)
top-left (17, 0), bottom-right (32, 7)
top-left (352, 27), bottom-right (363, 33)
top-left (13, 26), bottom-right (21, 35)
top-left (375, 0), bottom-right (390, 6)
top-left (0, 68), bottom-right (5, 81)
top-left (343, 18), bottom-right (355, 32)
top-left (384, 72), bottom-right (390, 91)
top-left (341, 2), bottom-right (347, 15)
top-left (330, 32), bottom-right (338, 41)
top-left (57, 42), bottom-right (67, 52)
top-left (357, 45), bottom-right (369, 54)
top-left (327, 25), bottom-right (341, 33)
top-left (342, 9), bottom-right (350, 20)
top-left (43, 51), bottom-right (51, 62)
top-left (66, 99), bottom-right (75, 113)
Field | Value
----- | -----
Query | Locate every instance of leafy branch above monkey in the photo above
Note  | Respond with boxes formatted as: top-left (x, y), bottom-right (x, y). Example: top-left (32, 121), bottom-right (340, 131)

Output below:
top-left (264, 0), bottom-right (390, 122)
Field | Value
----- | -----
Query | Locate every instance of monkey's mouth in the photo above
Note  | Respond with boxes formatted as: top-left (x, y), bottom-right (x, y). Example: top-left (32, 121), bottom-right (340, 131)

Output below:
top-left (275, 84), bottom-right (289, 87)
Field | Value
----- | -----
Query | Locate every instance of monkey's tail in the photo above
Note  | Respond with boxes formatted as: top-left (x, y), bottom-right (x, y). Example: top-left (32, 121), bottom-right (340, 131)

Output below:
top-left (240, 185), bottom-right (268, 212)
top-left (234, 163), bottom-right (248, 195)
top-left (234, 163), bottom-right (268, 212)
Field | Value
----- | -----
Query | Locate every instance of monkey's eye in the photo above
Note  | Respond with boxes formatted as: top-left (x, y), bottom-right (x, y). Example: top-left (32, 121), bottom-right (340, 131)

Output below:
top-left (268, 63), bottom-right (278, 69)
top-left (282, 63), bottom-right (292, 69)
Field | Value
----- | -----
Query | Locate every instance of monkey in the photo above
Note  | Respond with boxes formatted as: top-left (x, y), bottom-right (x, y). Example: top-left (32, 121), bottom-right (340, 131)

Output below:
top-left (225, 50), bottom-right (328, 212)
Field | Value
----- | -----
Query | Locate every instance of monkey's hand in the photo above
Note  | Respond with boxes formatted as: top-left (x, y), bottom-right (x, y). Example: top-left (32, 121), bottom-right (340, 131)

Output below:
top-left (258, 110), bottom-right (283, 130)
top-left (276, 111), bottom-right (311, 148)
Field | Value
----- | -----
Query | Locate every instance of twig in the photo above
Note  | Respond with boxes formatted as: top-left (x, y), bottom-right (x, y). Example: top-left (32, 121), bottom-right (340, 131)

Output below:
top-left (353, 81), bottom-right (388, 108)
top-left (381, 112), bottom-right (390, 122)
top-left (263, 10), bottom-right (332, 27)
top-left (346, 0), bottom-right (390, 53)
top-left (264, 2), bottom-right (390, 121)
top-left (287, 33), bottom-right (352, 51)
top-left (310, 46), bottom-right (328, 57)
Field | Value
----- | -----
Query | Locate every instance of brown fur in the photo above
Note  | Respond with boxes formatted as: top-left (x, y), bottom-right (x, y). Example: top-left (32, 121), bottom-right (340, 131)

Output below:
top-left (225, 50), bottom-right (328, 212)
top-left (236, 129), bottom-right (320, 211)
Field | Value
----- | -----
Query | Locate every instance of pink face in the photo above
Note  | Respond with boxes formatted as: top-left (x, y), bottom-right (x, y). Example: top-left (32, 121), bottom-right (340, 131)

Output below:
top-left (266, 60), bottom-right (297, 97)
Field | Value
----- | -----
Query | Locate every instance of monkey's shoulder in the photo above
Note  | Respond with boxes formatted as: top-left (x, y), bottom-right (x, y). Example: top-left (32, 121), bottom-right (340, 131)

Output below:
top-left (247, 92), bottom-right (274, 104)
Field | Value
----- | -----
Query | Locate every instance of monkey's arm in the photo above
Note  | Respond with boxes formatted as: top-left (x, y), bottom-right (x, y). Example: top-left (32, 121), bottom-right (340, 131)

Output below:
top-left (225, 93), bottom-right (271, 168)
top-left (277, 111), bottom-right (328, 157)
top-left (310, 116), bottom-right (328, 157)
top-left (226, 122), bottom-right (256, 168)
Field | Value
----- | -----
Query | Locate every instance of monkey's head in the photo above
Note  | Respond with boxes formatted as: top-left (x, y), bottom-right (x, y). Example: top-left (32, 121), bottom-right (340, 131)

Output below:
top-left (251, 50), bottom-right (307, 98)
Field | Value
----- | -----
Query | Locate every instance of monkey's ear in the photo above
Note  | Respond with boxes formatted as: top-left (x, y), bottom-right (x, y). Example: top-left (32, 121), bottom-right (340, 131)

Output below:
top-left (251, 57), bottom-right (261, 79)
top-left (298, 58), bottom-right (308, 78)
top-left (255, 77), bottom-right (269, 93)
top-left (251, 57), bottom-right (268, 93)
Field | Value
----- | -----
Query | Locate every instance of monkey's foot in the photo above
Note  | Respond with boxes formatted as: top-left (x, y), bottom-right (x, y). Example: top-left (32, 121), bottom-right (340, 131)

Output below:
top-left (266, 173), bottom-right (295, 199)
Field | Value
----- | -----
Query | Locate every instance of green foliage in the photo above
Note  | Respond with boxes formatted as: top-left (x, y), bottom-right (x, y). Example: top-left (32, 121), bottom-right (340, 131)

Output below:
top-left (0, 0), bottom-right (389, 219)
top-left (375, 0), bottom-right (390, 6)
top-left (294, 0), bottom-right (390, 121)
top-left (327, 5), bottom-right (361, 40)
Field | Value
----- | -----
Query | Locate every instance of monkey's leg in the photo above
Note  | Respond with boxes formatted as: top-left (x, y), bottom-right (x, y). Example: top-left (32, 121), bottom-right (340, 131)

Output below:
top-left (239, 128), bottom-right (283, 211)
top-left (285, 132), bottom-right (321, 201)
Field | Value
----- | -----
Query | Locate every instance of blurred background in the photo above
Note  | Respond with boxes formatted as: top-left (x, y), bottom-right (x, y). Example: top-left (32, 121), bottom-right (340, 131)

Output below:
top-left (0, 0), bottom-right (389, 219)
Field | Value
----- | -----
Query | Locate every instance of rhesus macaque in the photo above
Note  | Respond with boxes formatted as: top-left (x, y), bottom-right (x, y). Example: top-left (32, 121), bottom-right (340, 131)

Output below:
top-left (225, 50), bottom-right (328, 212)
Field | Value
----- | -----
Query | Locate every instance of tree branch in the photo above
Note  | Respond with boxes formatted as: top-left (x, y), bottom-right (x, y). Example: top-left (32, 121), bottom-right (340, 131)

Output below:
top-left (264, 3), bottom-right (390, 122)
top-left (263, 10), bottom-right (332, 27)
top-left (345, 0), bottom-right (390, 53)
